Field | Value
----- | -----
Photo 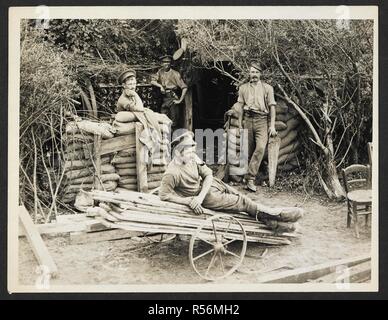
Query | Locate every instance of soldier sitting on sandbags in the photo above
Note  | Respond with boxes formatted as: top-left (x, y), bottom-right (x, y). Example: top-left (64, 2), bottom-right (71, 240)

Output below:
top-left (116, 68), bottom-right (145, 112)
top-left (115, 68), bottom-right (164, 163)
top-left (159, 131), bottom-right (303, 233)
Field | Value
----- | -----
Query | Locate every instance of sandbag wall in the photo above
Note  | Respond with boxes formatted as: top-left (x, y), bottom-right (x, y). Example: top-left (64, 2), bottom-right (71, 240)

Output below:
top-left (270, 100), bottom-right (302, 172)
top-left (62, 120), bottom-right (119, 205)
top-left (111, 111), bottom-right (171, 193)
top-left (226, 98), bottom-right (303, 178)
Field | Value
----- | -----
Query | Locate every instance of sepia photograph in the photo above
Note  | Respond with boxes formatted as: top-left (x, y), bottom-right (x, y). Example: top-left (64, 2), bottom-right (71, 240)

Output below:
top-left (8, 6), bottom-right (378, 292)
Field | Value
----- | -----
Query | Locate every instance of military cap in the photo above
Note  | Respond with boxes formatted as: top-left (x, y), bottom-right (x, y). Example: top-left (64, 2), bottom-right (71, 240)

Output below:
top-left (249, 61), bottom-right (262, 71)
top-left (170, 131), bottom-right (196, 151)
top-left (117, 69), bottom-right (136, 84)
top-left (159, 55), bottom-right (173, 62)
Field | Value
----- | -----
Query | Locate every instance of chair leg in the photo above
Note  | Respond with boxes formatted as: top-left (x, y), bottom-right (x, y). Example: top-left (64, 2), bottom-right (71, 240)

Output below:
top-left (353, 202), bottom-right (360, 239)
top-left (347, 202), bottom-right (352, 228)
top-left (347, 210), bottom-right (351, 228)
top-left (366, 204), bottom-right (371, 228)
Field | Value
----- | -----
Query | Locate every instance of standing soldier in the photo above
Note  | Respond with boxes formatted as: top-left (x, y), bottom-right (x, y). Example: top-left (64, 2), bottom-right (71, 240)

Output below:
top-left (226, 62), bottom-right (278, 192)
top-left (151, 55), bottom-right (188, 130)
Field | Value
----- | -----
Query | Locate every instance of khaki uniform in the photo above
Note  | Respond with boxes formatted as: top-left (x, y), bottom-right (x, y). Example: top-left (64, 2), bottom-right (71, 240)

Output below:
top-left (152, 69), bottom-right (188, 128)
top-left (159, 156), bottom-right (258, 216)
top-left (237, 81), bottom-right (276, 180)
top-left (116, 90), bottom-right (144, 112)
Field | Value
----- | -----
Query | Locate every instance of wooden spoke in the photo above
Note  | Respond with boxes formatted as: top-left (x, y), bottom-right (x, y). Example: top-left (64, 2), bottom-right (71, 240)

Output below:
top-left (205, 252), bottom-right (217, 278)
top-left (224, 249), bottom-right (240, 259)
top-left (223, 238), bottom-right (238, 246)
top-left (189, 214), bottom-right (247, 281)
top-left (197, 237), bottom-right (215, 246)
top-left (212, 220), bottom-right (219, 242)
top-left (221, 220), bottom-right (232, 241)
top-left (219, 252), bottom-right (226, 274)
top-left (193, 247), bottom-right (215, 262)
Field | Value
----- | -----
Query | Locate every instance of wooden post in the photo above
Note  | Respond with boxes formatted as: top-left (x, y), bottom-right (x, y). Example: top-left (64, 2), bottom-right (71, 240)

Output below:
top-left (184, 88), bottom-right (193, 131)
top-left (19, 206), bottom-right (58, 278)
top-left (135, 122), bottom-right (148, 192)
top-left (268, 135), bottom-right (281, 187)
top-left (94, 134), bottom-right (102, 190)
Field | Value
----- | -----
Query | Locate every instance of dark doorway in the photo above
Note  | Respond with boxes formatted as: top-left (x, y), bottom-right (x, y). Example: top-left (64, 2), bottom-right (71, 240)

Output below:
top-left (193, 64), bottom-right (237, 130)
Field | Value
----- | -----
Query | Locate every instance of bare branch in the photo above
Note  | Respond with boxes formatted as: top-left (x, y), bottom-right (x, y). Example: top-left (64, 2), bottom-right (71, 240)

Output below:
top-left (277, 84), bottom-right (326, 152)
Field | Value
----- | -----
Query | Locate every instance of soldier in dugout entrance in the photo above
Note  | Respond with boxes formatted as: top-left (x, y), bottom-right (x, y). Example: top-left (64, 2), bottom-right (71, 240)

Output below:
top-left (151, 55), bottom-right (188, 130)
top-left (226, 61), bottom-right (278, 192)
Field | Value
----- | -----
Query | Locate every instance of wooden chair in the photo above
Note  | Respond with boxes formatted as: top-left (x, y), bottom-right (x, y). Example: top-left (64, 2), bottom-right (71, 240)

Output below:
top-left (341, 164), bottom-right (372, 238)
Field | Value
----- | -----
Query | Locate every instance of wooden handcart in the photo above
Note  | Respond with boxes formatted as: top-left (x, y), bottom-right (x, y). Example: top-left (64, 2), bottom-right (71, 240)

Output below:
top-left (88, 190), bottom-right (297, 281)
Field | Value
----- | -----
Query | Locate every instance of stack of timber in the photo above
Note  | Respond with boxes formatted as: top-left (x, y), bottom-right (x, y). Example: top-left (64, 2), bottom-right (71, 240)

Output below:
top-left (87, 189), bottom-right (298, 246)
top-left (111, 111), bottom-right (171, 193)
top-left (227, 98), bottom-right (302, 181)
top-left (62, 120), bottom-right (118, 204)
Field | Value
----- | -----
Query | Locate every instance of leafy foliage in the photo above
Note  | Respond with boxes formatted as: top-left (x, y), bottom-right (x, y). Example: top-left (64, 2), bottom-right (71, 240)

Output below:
top-left (20, 22), bottom-right (80, 220)
top-left (44, 19), bottom-right (177, 65)
top-left (176, 19), bottom-right (373, 195)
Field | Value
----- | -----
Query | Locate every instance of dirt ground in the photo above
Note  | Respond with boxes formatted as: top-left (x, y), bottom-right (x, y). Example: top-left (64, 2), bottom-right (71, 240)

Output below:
top-left (18, 186), bottom-right (371, 285)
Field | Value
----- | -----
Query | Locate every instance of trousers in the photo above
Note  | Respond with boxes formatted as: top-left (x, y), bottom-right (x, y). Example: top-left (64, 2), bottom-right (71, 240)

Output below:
top-left (243, 114), bottom-right (268, 180)
top-left (202, 178), bottom-right (258, 216)
top-left (161, 91), bottom-right (181, 128)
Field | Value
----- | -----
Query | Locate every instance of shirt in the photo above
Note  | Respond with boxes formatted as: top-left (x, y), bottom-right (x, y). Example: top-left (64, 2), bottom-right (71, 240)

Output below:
top-left (237, 81), bottom-right (276, 115)
top-left (151, 68), bottom-right (188, 90)
top-left (116, 90), bottom-right (144, 112)
top-left (159, 155), bottom-right (212, 199)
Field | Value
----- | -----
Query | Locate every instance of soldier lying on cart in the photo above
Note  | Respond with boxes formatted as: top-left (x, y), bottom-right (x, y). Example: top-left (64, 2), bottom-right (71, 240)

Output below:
top-left (159, 131), bottom-right (303, 233)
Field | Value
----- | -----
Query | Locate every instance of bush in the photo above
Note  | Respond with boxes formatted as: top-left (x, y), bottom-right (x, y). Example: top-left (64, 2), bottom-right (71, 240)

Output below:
top-left (19, 22), bottom-right (80, 222)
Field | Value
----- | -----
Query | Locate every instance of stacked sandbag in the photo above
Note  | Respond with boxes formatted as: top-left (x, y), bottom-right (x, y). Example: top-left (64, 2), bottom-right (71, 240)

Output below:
top-left (271, 100), bottom-right (302, 172)
top-left (111, 111), bottom-right (171, 191)
top-left (61, 120), bottom-right (118, 204)
top-left (227, 125), bottom-right (248, 177)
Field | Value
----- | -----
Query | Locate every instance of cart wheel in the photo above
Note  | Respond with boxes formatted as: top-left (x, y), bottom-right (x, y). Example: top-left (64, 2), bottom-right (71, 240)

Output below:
top-left (189, 214), bottom-right (247, 281)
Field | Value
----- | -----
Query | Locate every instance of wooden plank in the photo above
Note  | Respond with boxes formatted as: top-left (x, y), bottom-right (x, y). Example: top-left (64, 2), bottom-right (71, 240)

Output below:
top-left (69, 229), bottom-right (143, 245)
top-left (84, 135), bottom-right (136, 158)
top-left (90, 190), bottom-right (297, 238)
top-left (56, 214), bottom-right (112, 233)
top-left (111, 209), bottom-right (292, 238)
top-left (100, 135), bottom-right (136, 156)
top-left (94, 134), bottom-right (102, 190)
top-left (19, 214), bottom-right (112, 236)
top-left (19, 222), bottom-right (86, 237)
top-left (268, 135), bottom-right (281, 187)
top-left (100, 219), bottom-right (290, 245)
top-left (312, 261), bottom-right (371, 283)
top-left (257, 255), bottom-right (371, 283)
top-left (56, 214), bottom-right (89, 224)
top-left (184, 88), bottom-right (193, 131)
top-left (135, 122), bottom-right (148, 192)
top-left (19, 206), bottom-right (58, 278)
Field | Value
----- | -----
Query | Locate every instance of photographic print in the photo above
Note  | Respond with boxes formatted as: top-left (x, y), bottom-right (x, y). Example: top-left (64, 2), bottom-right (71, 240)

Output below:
top-left (8, 6), bottom-right (378, 292)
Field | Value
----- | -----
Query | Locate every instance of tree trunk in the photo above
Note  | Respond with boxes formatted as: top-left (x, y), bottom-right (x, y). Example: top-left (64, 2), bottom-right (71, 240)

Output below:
top-left (323, 144), bottom-right (345, 200)
top-left (277, 84), bottom-right (345, 200)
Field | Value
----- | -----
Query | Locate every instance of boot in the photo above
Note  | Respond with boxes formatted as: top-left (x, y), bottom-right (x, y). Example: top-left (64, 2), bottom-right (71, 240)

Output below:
top-left (246, 179), bottom-right (257, 192)
top-left (259, 207), bottom-right (304, 222)
top-left (263, 220), bottom-right (299, 233)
